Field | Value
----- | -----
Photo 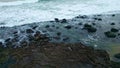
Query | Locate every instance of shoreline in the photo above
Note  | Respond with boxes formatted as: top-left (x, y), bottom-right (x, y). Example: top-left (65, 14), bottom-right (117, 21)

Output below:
top-left (0, 13), bottom-right (120, 67)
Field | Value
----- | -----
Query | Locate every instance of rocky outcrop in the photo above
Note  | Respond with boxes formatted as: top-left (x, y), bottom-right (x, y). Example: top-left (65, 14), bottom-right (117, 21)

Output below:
top-left (8, 43), bottom-right (111, 68)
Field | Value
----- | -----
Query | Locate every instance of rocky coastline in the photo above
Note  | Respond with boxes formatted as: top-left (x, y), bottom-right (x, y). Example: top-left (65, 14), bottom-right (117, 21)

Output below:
top-left (0, 13), bottom-right (120, 67)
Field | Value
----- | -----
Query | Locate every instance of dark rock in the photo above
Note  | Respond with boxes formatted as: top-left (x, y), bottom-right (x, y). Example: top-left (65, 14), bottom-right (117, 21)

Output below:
top-left (84, 24), bottom-right (92, 28)
top-left (111, 23), bottom-right (115, 25)
top-left (98, 18), bottom-right (102, 21)
top-left (56, 32), bottom-right (61, 36)
top-left (112, 14), bottom-right (115, 17)
top-left (111, 61), bottom-right (120, 68)
top-left (114, 53), bottom-right (120, 59)
top-left (92, 23), bottom-right (96, 25)
top-left (118, 33), bottom-right (120, 36)
top-left (83, 24), bottom-right (97, 33)
top-left (13, 31), bottom-right (18, 34)
top-left (78, 22), bottom-right (82, 25)
top-left (63, 37), bottom-right (69, 41)
top-left (28, 35), bottom-right (34, 41)
top-left (52, 25), bottom-right (55, 27)
top-left (79, 15), bottom-right (87, 19)
top-left (111, 28), bottom-right (119, 32)
top-left (32, 26), bottom-right (38, 29)
top-left (20, 41), bottom-right (28, 47)
top-left (26, 29), bottom-right (34, 33)
top-left (104, 31), bottom-right (116, 38)
top-left (45, 25), bottom-right (50, 28)
top-left (61, 19), bottom-right (67, 23)
top-left (64, 25), bottom-right (72, 29)
top-left (5, 38), bottom-right (11, 42)
top-left (56, 26), bottom-right (59, 29)
top-left (54, 18), bottom-right (59, 22)
top-left (0, 42), bottom-right (3, 46)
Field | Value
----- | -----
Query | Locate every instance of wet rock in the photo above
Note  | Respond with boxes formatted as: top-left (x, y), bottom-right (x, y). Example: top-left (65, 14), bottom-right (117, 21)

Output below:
top-left (61, 19), bottom-right (67, 23)
top-left (111, 28), bottom-right (119, 32)
top-left (56, 26), bottom-right (59, 29)
top-left (56, 32), bottom-right (61, 36)
top-left (111, 23), bottom-right (115, 25)
top-left (64, 25), bottom-right (72, 29)
top-left (92, 23), bottom-right (96, 25)
top-left (114, 53), bottom-right (120, 59)
top-left (104, 31), bottom-right (116, 38)
top-left (83, 24), bottom-right (97, 33)
top-left (20, 41), bottom-right (28, 47)
top-left (45, 25), bottom-right (50, 28)
top-left (52, 25), bottom-right (55, 27)
top-left (26, 29), bottom-right (34, 33)
top-left (54, 18), bottom-right (59, 22)
top-left (5, 38), bottom-right (11, 42)
top-left (13, 31), bottom-right (18, 34)
top-left (78, 22), bottom-right (82, 25)
top-left (98, 18), bottom-right (102, 21)
top-left (32, 26), bottom-right (38, 29)
top-left (28, 35), bottom-right (34, 41)
top-left (112, 14), bottom-right (115, 17)
top-left (63, 37), bottom-right (69, 41)
top-left (0, 42), bottom-right (3, 46)
top-left (79, 15), bottom-right (88, 19)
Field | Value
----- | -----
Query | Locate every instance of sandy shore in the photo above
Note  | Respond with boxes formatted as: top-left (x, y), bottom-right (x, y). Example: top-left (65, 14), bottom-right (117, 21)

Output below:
top-left (0, 0), bottom-right (23, 2)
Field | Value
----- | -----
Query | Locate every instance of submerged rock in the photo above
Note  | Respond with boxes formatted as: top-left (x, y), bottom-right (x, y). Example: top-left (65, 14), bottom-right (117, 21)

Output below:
top-left (104, 31), bottom-right (116, 38)
top-left (61, 19), bottom-right (67, 23)
top-left (54, 18), bottom-right (59, 22)
top-left (111, 28), bottom-right (119, 32)
top-left (26, 29), bottom-right (34, 33)
top-left (64, 25), bottom-right (72, 29)
top-left (83, 24), bottom-right (97, 33)
top-left (114, 53), bottom-right (120, 59)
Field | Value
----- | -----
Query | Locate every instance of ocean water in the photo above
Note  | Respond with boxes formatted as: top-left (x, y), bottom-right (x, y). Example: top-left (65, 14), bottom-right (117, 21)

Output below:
top-left (0, 0), bottom-right (120, 27)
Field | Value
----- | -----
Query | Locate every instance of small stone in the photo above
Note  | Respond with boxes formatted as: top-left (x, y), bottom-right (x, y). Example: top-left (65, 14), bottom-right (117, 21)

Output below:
top-left (111, 23), bottom-right (115, 25)
top-left (56, 32), bottom-right (61, 36)
top-left (54, 18), bottom-right (59, 22)
top-left (104, 31), bottom-right (116, 38)
top-left (52, 25), bottom-right (55, 27)
top-left (28, 35), bottom-right (34, 41)
top-left (78, 23), bottom-right (82, 25)
top-left (45, 25), bottom-right (50, 28)
top-left (56, 27), bottom-right (59, 29)
top-left (111, 28), bottom-right (119, 32)
top-left (98, 18), bottom-right (102, 21)
top-left (112, 14), bottom-right (115, 17)
top-left (0, 42), bottom-right (3, 46)
top-left (61, 19), bottom-right (67, 23)
top-left (83, 24), bottom-right (97, 33)
top-left (13, 31), bottom-right (18, 34)
top-left (84, 24), bottom-right (92, 28)
top-left (63, 37), bottom-right (69, 41)
top-left (5, 38), bottom-right (11, 42)
top-left (32, 26), bottom-right (38, 29)
top-left (114, 53), bottom-right (120, 59)
top-left (64, 25), bottom-right (72, 29)
top-left (79, 15), bottom-right (87, 19)
top-left (92, 23), bottom-right (96, 25)
top-left (26, 29), bottom-right (34, 33)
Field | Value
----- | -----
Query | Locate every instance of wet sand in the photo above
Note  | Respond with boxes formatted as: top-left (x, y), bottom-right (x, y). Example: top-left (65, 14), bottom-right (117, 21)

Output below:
top-left (0, 0), bottom-right (23, 2)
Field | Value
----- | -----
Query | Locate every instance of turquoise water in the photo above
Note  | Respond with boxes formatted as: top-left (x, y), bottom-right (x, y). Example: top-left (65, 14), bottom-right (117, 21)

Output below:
top-left (0, 0), bottom-right (120, 26)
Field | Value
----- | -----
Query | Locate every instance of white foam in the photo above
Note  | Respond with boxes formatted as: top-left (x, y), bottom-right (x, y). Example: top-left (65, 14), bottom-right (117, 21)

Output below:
top-left (0, 0), bottom-right (120, 27)
top-left (0, 0), bottom-right (38, 6)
